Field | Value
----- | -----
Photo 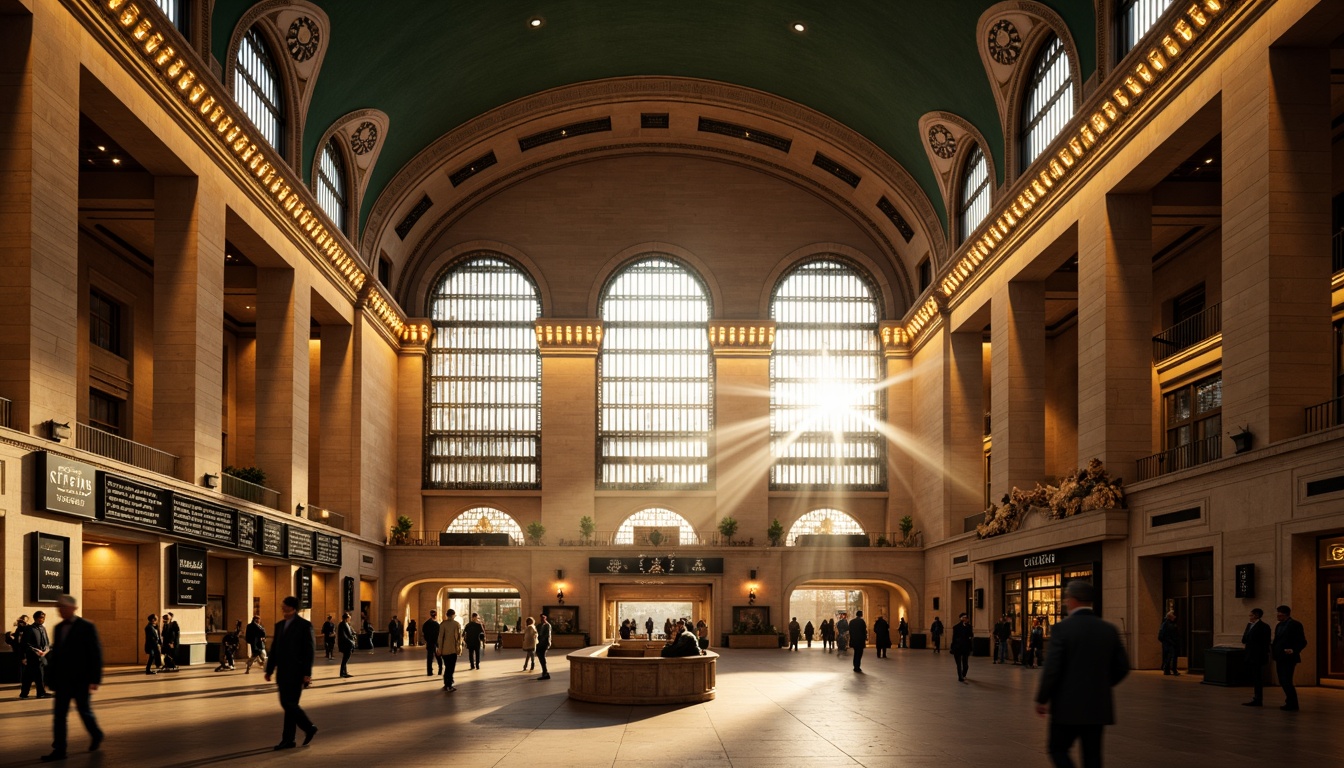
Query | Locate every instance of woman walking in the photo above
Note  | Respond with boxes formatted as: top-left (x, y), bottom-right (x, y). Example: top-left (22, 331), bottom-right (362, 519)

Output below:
top-left (521, 617), bottom-right (537, 671)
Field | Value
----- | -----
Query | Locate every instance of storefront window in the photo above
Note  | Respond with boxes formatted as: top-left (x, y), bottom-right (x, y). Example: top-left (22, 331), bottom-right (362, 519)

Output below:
top-left (1028, 572), bottom-right (1062, 635)
top-left (1002, 575), bottom-right (1023, 635)
top-left (448, 589), bottom-right (521, 633)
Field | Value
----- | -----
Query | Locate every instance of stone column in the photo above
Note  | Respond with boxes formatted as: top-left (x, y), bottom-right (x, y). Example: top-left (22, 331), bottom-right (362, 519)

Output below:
top-left (537, 320), bottom-right (601, 542)
top-left (1221, 46), bottom-right (1333, 445)
top-left (880, 323), bottom-right (914, 537)
top-left (318, 321), bottom-right (355, 516)
top-left (945, 328), bottom-right (985, 535)
top-left (153, 177), bottom-right (225, 482)
top-left (1076, 193), bottom-right (1154, 470)
top-left (990, 281), bottom-right (1046, 498)
top-left (255, 267), bottom-right (310, 513)
top-left (709, 321), bottom-right (774, 539)
top-left (395, 321), bottom-right (430, 533)
top-left (0, 7), bottom-right (80, 434)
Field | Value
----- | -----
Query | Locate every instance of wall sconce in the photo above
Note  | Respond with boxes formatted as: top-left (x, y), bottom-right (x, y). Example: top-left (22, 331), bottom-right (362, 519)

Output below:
top-left (1230, 426), bottom-right (1254, 454)
top-left (556, 587), bottom-right (565, 605)
top-left (47, 420), bottom-right (71, 442)
top-left (747, 584), bottom-right (757, 605)
top-left (295, 503), bottom-right (305, 516)
top-left (203, 473), bottom-right (219, 489)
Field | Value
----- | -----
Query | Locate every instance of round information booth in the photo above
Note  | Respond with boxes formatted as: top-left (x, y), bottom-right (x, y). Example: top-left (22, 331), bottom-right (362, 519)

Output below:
top-left (567, 644), bottom-right (717, 705)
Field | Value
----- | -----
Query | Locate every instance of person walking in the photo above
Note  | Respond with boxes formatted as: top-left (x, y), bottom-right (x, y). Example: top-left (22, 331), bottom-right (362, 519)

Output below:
top-left (19, 610), bottom-right (51, 699)
top-left (217, 620), bottom-right (241, 672)
top-left (5, 614), bottom-right (29, 655)
top-left (993, 614), bottom-right (1013, 664)
top-left (536, 613), bottom-right (552, 680)
top-left (521, 617), bottom-right (538, 671)
top-left (407, 618), bottom-right (417, 647)
top-left (143, 614), bottom-right (162, 675)
top-left (788, 618), bottom-right (801, 651)
top-left (40, 595), bottom-right (104, 763)
top-left (264, 596), bottom-right (318, 751)
top-left (464, 613), bottom-right (486, 669)
top-left (644, 616), bottom-right (654, 640)
top-left (439, 608), bottom-right (464, 691)
top-left (1026, 617), bottom-right (1045, 669)
top-left (849, 610), bottom-right (868, 673)
top-left (245, 615), bottom-right (268, 674)
top-left (337, 613), bottom-right (356, 678)
top-left (422, 609), bottom-right (442, 675)
top-left (388, 615), bottom-right (403, 654)
top-left (1271, 604), bottom-right (1307, 711)
top-left (320, 615), bottom-right (335, 660)
top-left (1158, 611), bottom-right (1180, 676)
top-left (1033, 580), bottom-right (1129, 768)
top-left (836, 614), bottom-right (850, 657)
top-left (160, 613), bottom-right (180, 671)
top-left (872, 615), bottom-right (891, 659)
top-left (1241, 608), bottom-right (1271, 707)
top-left (360, 616), bottom-right (375, 654)
top-left (897, 617), bottom-right (909, 649)
top-left (804, 620), bottom-right (815, 648)
top-left (930, 616), bottom-right (944, 654)
top-left (950, 613), bottom-right (973, 683)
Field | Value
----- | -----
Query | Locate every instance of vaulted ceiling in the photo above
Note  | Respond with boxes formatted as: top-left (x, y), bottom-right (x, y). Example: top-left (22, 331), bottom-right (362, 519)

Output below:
top-left (211, 1), bottom-right (1097, 228)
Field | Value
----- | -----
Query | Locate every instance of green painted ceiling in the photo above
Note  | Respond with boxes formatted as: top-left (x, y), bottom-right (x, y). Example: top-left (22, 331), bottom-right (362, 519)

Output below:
top-left (212, 1), bottom-right (1096, 229)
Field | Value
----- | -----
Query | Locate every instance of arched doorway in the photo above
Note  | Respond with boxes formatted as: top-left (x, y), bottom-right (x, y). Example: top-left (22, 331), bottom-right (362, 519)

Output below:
top-left (785, 577), bottom-right (916, 647)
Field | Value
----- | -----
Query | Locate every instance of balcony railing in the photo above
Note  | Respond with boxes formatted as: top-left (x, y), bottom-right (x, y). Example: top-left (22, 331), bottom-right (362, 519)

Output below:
top-left (1152, 303), bottom-right (1220, 363)
top-left (1305, 396), bottom-right (1343, 433)
top-left (304, 505), bottom-right (346, 531)
top-left (221, 473), bottom-right (282, 511)
top-left (1333, 229), bottom-right (1343, 274)
top-left (0, 396), bottom-right (10, 429)
top-left (75, 423), bottom-right (178, 477)
top-left (1136, 435), bottom-right (1221, 481)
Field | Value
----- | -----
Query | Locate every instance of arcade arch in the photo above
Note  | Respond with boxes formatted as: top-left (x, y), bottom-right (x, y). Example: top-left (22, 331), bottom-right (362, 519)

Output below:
top-left (614, 507), bottom-right (698, 546)
top-left (443, 506), bottom-right (525, 546)
top-left (787, 508), bottom-right (866, 545)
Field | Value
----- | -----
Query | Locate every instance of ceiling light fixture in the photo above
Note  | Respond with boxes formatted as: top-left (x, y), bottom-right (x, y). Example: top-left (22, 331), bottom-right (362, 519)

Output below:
top-left (528, 17), bottom-right (543, 28)
top-left (97, 145), bottom-right (106, 151)
top-left (111, 157), bottom-right (121, 165)
top-left (793, 22), bottom-right (806, 33)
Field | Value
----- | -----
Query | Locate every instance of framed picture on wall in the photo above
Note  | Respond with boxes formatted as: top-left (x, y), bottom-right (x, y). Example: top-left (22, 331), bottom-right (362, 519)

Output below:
top-left (206, 596), bottom-right (225, 634)
top-left (732, 605), bottom-right (771, 633)
top-left (542, 605), bottom-right (579, 634)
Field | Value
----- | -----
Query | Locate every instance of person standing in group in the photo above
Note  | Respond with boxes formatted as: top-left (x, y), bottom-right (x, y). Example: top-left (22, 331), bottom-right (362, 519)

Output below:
top-left (320, 615), bottom-right (335, 660)
top-left (849, 610), bottom-right (868, 672)
top-left (930, 616), bottom-right (944, 654)
top-left (993, 614), bottom-right (1013, 664)
top-left (697, 619), bottom-right (710, 651)
top-left (160, 613), bottom-right (180, 671)
top-left (422, 609), bottom-right (442, 676)
top-left (40, 595), bottom-right (103, 763)
top-left (836, 614), bottom-right (850, 656)
top-left (1271, 604), bottom-right (1307, 711)
top-left (6, 614), bottom-right (29, 654)
top-left (143, 614), bottom-right (162, 675)
top-left (898, 617), bottom-right (910, 649)
top-left (872, 615), bottom-right (890, 659)
top-left (821, 618), bottom-right (833, 652)
top-left (407, 617), bottom-right (417, 647)
top-left (1158, 610), bottom-right (1180, 676)
top-left (618, 620), bottom-right (632, 640)
top-left (264, 596), bottom-right (318, 751)
top-left (336, 613), bottom-right (356, 678)
top-left (19, 610), bottom-right (51, 699)
top-left (1026, 617), bottom-right (1045, 669)
top-left (217, 621), bottom-right (241, 672)
top-left (1241, 608), bottom-right (1271, 707)
top-left (245, 615), bottom-right (268, 674)
top-left (1034, 580), bottom-right (1129, 768)
top-left (788, 617), bottom-right (801, 651)
top-left (464, 612), bottom-right (485, 670)
top-left (521, 617), bottom-right (538, 671)
top-left (804, 620), bottom-right (815, 648)
top-left (439, 608), bottom-right (464, 691)
top-left (360, 616), bottom-right (375, 654)
top-left (536, 613), bottom-right (552, 680)
top-left (950, 613), bottom-right (973, 683)
top-left (644, 616), bottom-right (654, 640)
top-left (388, 615), bottom-right (403, 654)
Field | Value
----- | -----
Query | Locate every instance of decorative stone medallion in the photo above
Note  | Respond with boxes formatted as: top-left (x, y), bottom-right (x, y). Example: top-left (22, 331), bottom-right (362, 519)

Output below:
top-left (286, 17), bottom-right (320, 62)
top-left (928, 124), bottom-right (956, 159)
top-left (350, 121), bottom-right (378, 155)
top-left (987, 19), bottom-right (1022, 66)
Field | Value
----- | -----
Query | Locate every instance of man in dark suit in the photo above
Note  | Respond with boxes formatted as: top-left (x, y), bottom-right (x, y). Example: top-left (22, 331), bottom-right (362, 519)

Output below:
top-left (1271, 604), bottom-right (1307, 711)
top-left (950, 613), bottom-right (973, 682)
top-left (41, 595), bottom-right (104, 762)
top-left (20, 610), bottom-right (51, 699)
top-left (160, 613), bottom-right (180, 671)
top-left (1240, 608), bottom-right (1271, 707)
top-left (1034, 581), bottom-right (1129, 768)
top-left (422, 609), bottom-right (442, 676)
top-left (143, 614), bottom-right (162, 675)
top-left (337, 612), bottom-right (356, 678)
top-left (264, 596), bottom-right (318, 750)
top-left (849, 610), bottom-right (868, 672)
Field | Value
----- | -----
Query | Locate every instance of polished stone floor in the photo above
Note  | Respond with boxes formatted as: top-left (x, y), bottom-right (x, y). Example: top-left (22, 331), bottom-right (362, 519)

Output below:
top-left (1, 644), bottom-right (1338, 767)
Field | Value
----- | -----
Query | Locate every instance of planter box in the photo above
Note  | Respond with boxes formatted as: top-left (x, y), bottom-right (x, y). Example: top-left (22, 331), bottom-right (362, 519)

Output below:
top-left (727, 634), bottom-right (781, 649)
top-left (550, 633), bottom-right (590, 648)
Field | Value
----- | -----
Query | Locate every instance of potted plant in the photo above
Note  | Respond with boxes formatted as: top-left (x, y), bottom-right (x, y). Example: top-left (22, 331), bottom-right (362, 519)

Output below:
top-left (223, 465), bottom-right (267, 486)
top-left (579, 515), bottom-right (595, 544)
top-left (525, 521), bottom-right (546, 546)
top-left (899, 515), bottom-right (914, 544)
top-left (390, 515), bottom-right (413, 545)
top-left (767, 519), bottom-right (784, 547)
top-left (718, 516), bottom-right (739, 545)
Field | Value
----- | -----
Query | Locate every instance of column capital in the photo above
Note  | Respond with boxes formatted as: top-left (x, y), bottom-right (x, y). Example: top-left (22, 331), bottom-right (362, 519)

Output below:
top-left (398, 318), bottom-right (434, 355)
top-left (536, 319), bottom-right (603, 356)
top-left (708, 321), bottom-right (775, 357)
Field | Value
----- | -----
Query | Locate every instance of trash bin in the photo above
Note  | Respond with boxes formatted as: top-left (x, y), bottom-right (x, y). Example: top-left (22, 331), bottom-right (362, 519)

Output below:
top-left (1201, 646), bottom-right (1246, 686)
top-left (909, 633), bottom-right (927, 649)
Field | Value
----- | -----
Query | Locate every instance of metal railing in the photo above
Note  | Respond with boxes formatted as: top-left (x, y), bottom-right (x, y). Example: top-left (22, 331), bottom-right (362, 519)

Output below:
top-left (1305, 396), bottom-right (1343, 433)
top-left (305, 505), bottom-right (346, 531)
top-left (1152, 303), bottom-right (1220, 362)
top-left (1333, 229), bottom-right (1343, 274)
top-left (75, 422), bottom-right (178, 476)
top-left (0, 396), bottom-right (10, 429)
top-left (221, 473), bottom-right (282, 511)
top-left (1136, 435), bottom-right (1221, 481)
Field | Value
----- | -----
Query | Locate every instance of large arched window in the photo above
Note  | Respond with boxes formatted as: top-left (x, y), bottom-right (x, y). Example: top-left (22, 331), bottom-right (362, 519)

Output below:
top-left (957, 144), bottom-right (991, 244)
top-left (444, 507), bottom-right (525, 546)
top-left (1117, 0), bottom-right (1174, 57)
top-left (426, 257), bottom-right (541, 489)
top-left (1019, 33), bottom-right (1073, 171)
top-left (598, 257), bottom-right (713, 489)
top-left (614, 508), bottom-right (698, 546)
top-left (316, 139), bottom-right (347, 233)
top-left (787, 508), bottom-right (866, 545)
top-left (769, 259), bottom-right (884, 490)
top-left (234, 27), bottom-right (285, 154)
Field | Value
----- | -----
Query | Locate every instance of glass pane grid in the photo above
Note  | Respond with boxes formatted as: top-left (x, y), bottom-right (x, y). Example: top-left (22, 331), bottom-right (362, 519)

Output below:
top-left (1021, 35), bottom-right (1073, 171)
top-left (235, 28), bottom-right (284, 153)
top-left (614, 508), bottom-right (697, 545)
top-left (316, 141), bottom-right (346, 232)
top-left (1119, 0), bottom-right (1174, 56)
top-left (445, 507), bottom-right (525, 545)
top-left (786, 508), bottom-right (866, 545)
top-left (958, 145), bottom-right (991, 243)
top-left (426, 257), bottom-right (541, 489)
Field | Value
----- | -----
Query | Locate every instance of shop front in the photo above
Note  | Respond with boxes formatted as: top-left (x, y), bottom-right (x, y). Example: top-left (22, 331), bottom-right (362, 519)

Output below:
top-left (994, 543), bottom-right (1103, 653)
top-left (1319, 534), bottom-right (1344, 686)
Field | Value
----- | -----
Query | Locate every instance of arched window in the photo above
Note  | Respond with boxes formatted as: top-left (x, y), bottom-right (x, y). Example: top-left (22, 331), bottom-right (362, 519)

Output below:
top-left (614, 508), bottom-right (697, 546)
top-left (1117, 0), bottom-right (1174, 57)
top-left (598, 257), bottom-right (713, 489)
top-left (316, 139), bottom-right (347, 233)
top-left (234, 27), bottom-right (284, 154)
top-left (444, 507), bottom-right (525, 546)
top-left (154, 0), bottom-right (190, 34)
top-left (1020, 34), bottom-right (1073, 171)
top-left (769, 259), bottom-right (884, 490)
top-left (426, 257), bottom-right (541, 489)
top-left (957, 144), bottom-right (991, 244)
top-left (787, 508), bottom-right (866, 545)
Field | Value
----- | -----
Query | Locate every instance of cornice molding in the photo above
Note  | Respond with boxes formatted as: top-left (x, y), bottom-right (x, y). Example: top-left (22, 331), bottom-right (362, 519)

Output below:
top-left (708, 321), bottom-right (775, 357)
top-left (535, 320), bottom-right (603, 356)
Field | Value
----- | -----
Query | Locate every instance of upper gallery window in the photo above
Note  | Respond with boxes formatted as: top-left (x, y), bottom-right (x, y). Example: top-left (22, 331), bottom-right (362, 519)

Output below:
top-left (957, 144), bottom-right (992, 244)
top-left (614, 508), bottom-right (698, 546)
top-left (444, 507), bottom-right (525, 546)
top-left (426, 257), bottom-right (541, 489)
top-left (1020, 33), bottom-right (1074, 171)
top-left (316, 139), bottom-right (347, 233)
top-left (1117, 0), bottom-right (1174, 57)
top-left (769, 259), bottom-right (885, 490)
top-left (89, 289), bottom-right (123, 356)
top-left (234, 28), bottom-right (285, 155)
top-left (787, 508), bottom-right (866, 545)
top-left (598, 257), bottom-right (713, 489)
